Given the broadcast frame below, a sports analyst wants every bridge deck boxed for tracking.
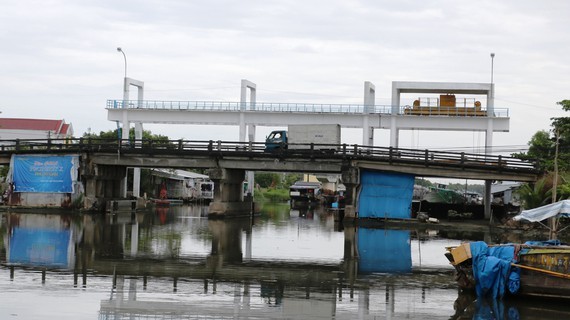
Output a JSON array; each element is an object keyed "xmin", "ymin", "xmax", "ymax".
[{"xmin": 0, "ymin": 138, "xmax": 538, "ymax": 182}]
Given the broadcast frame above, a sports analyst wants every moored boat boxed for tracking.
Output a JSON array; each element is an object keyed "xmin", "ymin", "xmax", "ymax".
[
  {"xmin": 445, "ymin": 200, "xmax": 570, "ymax": 299},
  {"xmin": 445, "ymin": 241, "xmax": 570, "ymax": 299}
]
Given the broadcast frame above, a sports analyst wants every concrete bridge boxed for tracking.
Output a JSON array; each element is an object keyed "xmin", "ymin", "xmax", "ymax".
[{"xmin": 0, "ymin": 138, "xmax": 538, "ymax": 219}]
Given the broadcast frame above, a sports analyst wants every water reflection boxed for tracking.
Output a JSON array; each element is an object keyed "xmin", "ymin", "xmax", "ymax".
[
  {"xmin": 358, "ymin": 229, "xmax": 412, "ymax": 273},
  {"xmin": 1, "ymin": 204, "xmax": 569, "ymax": 319},
  {"xmin": 4, "ymin": 213, "xmax": 78, "ymax": 269}
]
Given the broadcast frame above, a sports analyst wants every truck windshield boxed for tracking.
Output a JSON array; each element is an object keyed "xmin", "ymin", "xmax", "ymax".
[{"xmin": 267, "ymin": 132, "xmax": 283, "ymax": 141}]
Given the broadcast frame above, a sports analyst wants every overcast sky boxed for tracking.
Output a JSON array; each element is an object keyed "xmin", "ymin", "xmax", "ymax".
[{"xmin": 1, "ymin": 0, "xmax": 568, "ymax": 155}]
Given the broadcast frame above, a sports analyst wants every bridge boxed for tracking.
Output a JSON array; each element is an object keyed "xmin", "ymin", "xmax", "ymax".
[
  {"xmin": 0, "ymin": 138, "xmax": 538, "ymax": 219},
  {"xmin": 107, "ymin": 80, "xmax": 507, "ymax": 203}
]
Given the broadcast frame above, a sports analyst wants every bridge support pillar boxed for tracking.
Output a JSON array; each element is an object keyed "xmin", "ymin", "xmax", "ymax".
[
  {"xmin": 484, "ymin": 179, "xmax": 492, "ymax": 221},
  {"xmin": 208, "ymin": 168, "xmax": 252, "ymax": 218},
  {"xmin": 341, "ymin": 166, "xmax": 360, "ymax": 221},
  {"xmin": 82, "ymin": 161, "xmax": 127, "ymax": 211}
]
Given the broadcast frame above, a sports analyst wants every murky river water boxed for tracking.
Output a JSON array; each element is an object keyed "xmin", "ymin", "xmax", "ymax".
[{"xmin": 1, "ymin": 203, "xmax": 569, "ymax": 319}]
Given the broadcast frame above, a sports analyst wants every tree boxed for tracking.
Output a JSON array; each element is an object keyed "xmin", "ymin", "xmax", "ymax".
[
  {"xmin": 516, "ymin": 177, "xmax": 551, "ymax": 210},
  {"xmin": 83, "ymin": 128, "xmax": 170, "ymax": 143},
  {"xmin": 512, "ymin": 130, "xmax": 554, "ymax": 172},
  {"xmin": 513, "ymin": 100, "xmax": 570, "ymax": 172}
]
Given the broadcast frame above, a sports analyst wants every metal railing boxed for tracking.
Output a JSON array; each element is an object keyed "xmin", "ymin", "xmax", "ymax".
[
  {"xmin": 0, "ymin": 138, "xmax": 536, "ymax": 174},
  {"xmin": 106, "ymin": 99, "xmax": 509, "ymax": 117}
]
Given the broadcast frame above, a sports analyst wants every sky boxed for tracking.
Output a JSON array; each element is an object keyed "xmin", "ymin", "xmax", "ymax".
[{"xmin": 1, "ymin": 0, "xmax": 569, "ymax": 158}]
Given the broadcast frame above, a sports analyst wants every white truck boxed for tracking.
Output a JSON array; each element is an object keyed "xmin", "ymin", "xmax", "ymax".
[{"xmin": 265, "ymin": 124, "xmax": 341, "ymax": 151}]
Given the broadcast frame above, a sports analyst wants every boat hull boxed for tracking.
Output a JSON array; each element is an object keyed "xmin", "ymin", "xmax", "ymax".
[{"xmin": 518, "ymin": 249, "xmax": 570, "ymax": 298}]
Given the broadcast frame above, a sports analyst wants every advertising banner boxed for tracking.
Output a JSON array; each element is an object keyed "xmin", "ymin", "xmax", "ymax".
[{"xmin": 12, "ymin": 155, "xmax": 76, "ymax": 193}]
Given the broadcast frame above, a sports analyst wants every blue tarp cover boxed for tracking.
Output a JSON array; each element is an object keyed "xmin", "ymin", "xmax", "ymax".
[
  {"xmin": 358, "ymin": 171, "xmax": 414, "ymax": 219},
  {"xmin": 470, "ymin": 241, "xmax": 519, "ymax": 299}
]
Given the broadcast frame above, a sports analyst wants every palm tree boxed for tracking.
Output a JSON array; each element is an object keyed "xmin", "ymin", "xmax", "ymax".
[{"xmin": 517, "ymin": 177, "xmax": 551, "ymax": 210}]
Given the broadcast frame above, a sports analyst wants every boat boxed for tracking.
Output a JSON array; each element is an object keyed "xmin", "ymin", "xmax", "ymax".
[
  {"xmin": 445, "ymin": 201, "xmax": 570, "ymax": 299},
  {"xmin": 446, "ymin": 241, "xmax": 570, "ymax": 300}
]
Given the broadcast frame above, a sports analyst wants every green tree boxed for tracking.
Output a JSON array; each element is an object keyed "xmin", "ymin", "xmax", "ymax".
[
  {"xmin": 512, "ymin": 130, "xmax": 554, "ymax": 172},
  {"xmin": 516, "ymin": 177, "xmax": 551, "ymax": 210},
  {"xmin": 255, "ymin": 172, "xmax": 281, "ymax": 188},
  {"xmin": 513, "ymin": 100, "xmax": 570, "ymax": 172},
  {"xmin": 83, "ymin": 128, "xmax": 170, "ymax": 144}
]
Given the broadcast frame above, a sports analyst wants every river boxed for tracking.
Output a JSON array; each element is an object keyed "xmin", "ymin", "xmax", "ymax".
[{"xmin": 0, "ymin": 203, "xmax": 569, "ymax": 319}]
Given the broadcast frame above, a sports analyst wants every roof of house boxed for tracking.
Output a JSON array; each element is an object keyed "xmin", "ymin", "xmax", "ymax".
[
  {"xmin": 0, "ymin": 118, "xmax": 73, "ymax": 135},
  {"xmin": 151, "ymin": 169, "xmax": 209, "ymax": 180},
  {"xmin": 491, "ymin": 182, "xmax": 522, "ymax": 194}
]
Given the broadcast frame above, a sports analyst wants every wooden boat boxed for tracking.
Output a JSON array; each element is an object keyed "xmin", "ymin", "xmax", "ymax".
[{"xmin": 445, "ymin": 241, "xmax": 570, "ymax": 299}]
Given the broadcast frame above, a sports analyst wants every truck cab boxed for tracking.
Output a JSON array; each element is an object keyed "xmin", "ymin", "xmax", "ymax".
[{"xmin": 265, "ymin": 130, "xmax": 288, "ymax": 152}]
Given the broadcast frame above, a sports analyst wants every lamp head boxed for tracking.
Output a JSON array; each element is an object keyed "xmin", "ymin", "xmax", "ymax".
[
  {"xmin": 490, "ymin": 52, "xmax": 495, "ymax": 58},
  {"xmin": 117, "ymin": 47, "xmax": 122, "ymax": 52}
]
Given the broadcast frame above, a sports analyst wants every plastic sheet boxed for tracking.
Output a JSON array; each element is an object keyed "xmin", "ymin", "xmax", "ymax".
[{"xmin": 470, "ymin": 241, "xmax": 518, "ymax": 299}]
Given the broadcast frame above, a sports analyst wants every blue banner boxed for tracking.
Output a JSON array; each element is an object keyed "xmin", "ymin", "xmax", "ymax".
[{"xmin": 13, "ymin": 155, "xmax": 75, "ymax": 193}]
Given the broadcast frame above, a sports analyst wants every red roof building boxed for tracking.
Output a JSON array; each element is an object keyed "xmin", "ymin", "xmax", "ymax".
[{"xmin": 0, "ymin": 118, "xmax": 74, "ymax": 140}]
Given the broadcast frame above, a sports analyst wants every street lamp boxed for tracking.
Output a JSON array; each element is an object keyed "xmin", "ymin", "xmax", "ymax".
[
  {"xmin": 490, "ymin": 53, "xmax": 495, "ymax": 85},
  {"xmin": 117, "ymin": 47, "xmax": 127, "ymax": 79}
]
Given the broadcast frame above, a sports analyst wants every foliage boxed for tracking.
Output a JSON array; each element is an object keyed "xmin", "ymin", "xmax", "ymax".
[
  {"xmin": 414, "ymin": 178, "xmax": 433, "ymax": 188},
  {"xmin": 516, "ymin": 177, "xmax": 552, "ymax": 210},
  {"xmin": 83, "ymin": 128, "xmax": 171, "ymax": 145},
  {"xmin": 255, "ymin": 188, "xmax": 289, "ymax": 202},
  {"xmin": 514, "ymin": 100, "xmax": 570, "ymax": 172},
  {"xmin": 255, "ymin": 172, "xmax": 301, "ymax": 189},
  {"xmin": 512, "ymin": 130, "xmax": 554, "ymax": 172},
  {"xmin": 255, "ymin": 173, "xmax": 282, "ymax": 188}
]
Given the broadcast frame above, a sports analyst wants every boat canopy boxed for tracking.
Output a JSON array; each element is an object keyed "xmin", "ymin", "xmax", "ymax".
[{"xmin": 513, "ymin": 200, "xmax": 570, "ymax": 222}]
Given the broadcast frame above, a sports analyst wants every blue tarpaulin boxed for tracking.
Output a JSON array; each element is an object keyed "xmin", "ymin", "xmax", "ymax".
[
  {"xmin": 470, "ymin": 241, "xmax": 519, "ymax": 299},
  {"xmin": 12, "ymin": 155, "xmax": 76, "ymax": 193},
  {"xmin": 358, "ymin": 171, "xmax": 414, "ymax": 219}
]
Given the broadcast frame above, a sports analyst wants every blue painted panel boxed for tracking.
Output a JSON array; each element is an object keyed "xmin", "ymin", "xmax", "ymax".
[
  {"xmin": 358, "ymin": 228, "xmax": 411, "ymax": 273},
  {"xmin": 358, "ymin": 170, "xmax": 414, "ymax": 219}
]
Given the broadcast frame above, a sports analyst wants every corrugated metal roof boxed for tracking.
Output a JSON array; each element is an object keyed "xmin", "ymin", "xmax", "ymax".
[{"xmin": 151, "ymin": 168, "xmax": 209, "ymax": 180}]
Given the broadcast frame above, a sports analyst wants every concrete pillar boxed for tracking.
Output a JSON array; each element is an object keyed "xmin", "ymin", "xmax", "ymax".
[
  {"xmin": 363, "ymin": 81, "xmax": 375, "ymax": 147},
  {"xmin": 83, "ymin": 160, "xmax": 98, "ymax": 209},
  {"xmin": 240, "ymin": 79, "xmax": 257, "ymax": 198},
  {"xmin": 390, "ymin": 122, "xmax": 399, "ymax": 148},
  {"xmin": 208, "ymin": 168, "xmax": 252, "ymax": 217},
  {"xmin": 132, "ymin": 122, "xmax": 143, "ymax": 198},
  {"xmin": 484, "ymin": 180, "xmax": 492, "ymax": 221},
  {"xmin": 341, "ymin": 166, "xmax": 360, "ymax": 221},
  {"xmin": 246, "ymin": 124, "xmax": 256, "ymax": 197}
]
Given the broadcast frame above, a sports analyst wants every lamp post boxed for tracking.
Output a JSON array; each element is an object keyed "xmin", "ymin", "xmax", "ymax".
[
  {"xmin": 117, "ymin": 47, "xmax": 127, "ymax": 79},
  {"xmin": 117, "ymin": 47, "xmax": 128, "ymax": 109},
  {"xmin": 488, "ymin": 52, "xmax": 495, "ymax": 85}
]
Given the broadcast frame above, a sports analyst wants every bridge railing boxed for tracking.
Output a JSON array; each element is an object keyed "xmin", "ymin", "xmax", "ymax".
[
  {"xmin": 106, "ymin": 100, "xmax": 510, "ymax": 118},
  {"xmin": 0, "ymin": 138, "xmax": 536, "ymax": 173},
  {"xmin": 106, "ymin": 99, "xmax": 393, "ymax": 114}
]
